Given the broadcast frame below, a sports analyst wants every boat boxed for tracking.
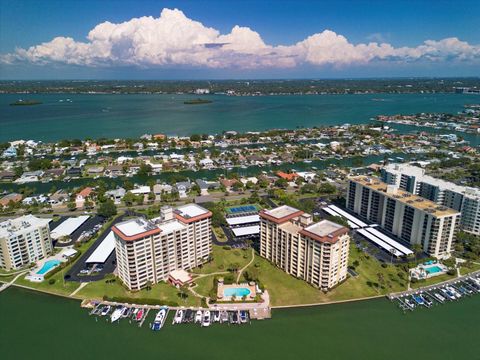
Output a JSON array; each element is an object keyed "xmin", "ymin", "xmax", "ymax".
[
  {"xmin": 441, "ymin": 288, "xmax": 456, "ymax": 301},
  {"xmin": 412, "ymin": 294, "xmax": 425, "ymax": 306},
  {"xmin": 433, "ymin": 292, "xmax": 445, "ymax": 303},
  {"xmin": 121, "ymin": 306, "xmax": 130, "ymax": 317},
  {"xmin": 240, "ymin": 310, "xmax": 248, "ymax": 323},
  {"xmin": 220, "ymin": 311, "xmax": 229, "ymax": 323},
  {"xmin": 213, "ymin": 311, "xmax": 221, "ymax": 323},
  {"xmin": 421, "ymin": 294, "xmax": 433, "ymax": 307},
  {"xmin": 202, "ymin": 310, "xmax": 211, "ymax": 327},
  {"xmin": 100, "ymin": 305, "xmax": 111, "ymax": 316},
  {"xmin": 194, "ymin": 310, "xmax": 203, "ymax": 324},
  {"xmin": 135, "ymin": 309, "xmax": 144, "ymax": 322},
  {"xmin": 111, "ymin": 307, "xmax": 123, "ymax": 322},
  {"xmin": 232, "ymin": 311, "xmax": 239, "ymax": 324},
  {"xmin": 404, "ymin": 297, "xmax": 415, "ymax": 309},
  {"xmin": 151, "ymin": 308, "xmax": 167, "ymax": 331},
  {"xmin": 303, "ymin": 160, "xmax": 312, "ymax": 163},
  {"xmin": 173, "ymin": 309, "xmax": 184, "ymax": 324}
]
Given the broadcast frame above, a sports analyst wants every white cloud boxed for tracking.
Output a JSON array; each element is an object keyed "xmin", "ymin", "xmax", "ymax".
[{"xmin": 1, "ymin": 8, "xmax": 479, "ymax": 69}]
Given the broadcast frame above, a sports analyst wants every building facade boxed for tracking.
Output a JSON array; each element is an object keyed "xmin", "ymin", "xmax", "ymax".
[
  {"xmin": 260, "ymin": 205, "xmax": 350, "ymax": 291},
  {"xmin": 381, "ymin": 163, "xmax": 480, "ymax": 235},
  {"xmin": 347, "ymin": 176, "xmax": 461, "ymax": 258},
  {"xmin": 112, "ymin": 204, "xmax": 212, "ymax": 291},
  {"xmin": 0, "ymin": 215, "xmax": 52, "ymax": 270}
]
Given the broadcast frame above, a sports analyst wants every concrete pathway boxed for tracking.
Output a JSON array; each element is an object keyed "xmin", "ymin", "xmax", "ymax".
[
  {"xmin": 236, "ymin": 249, "xmax": 255, "ymax": 282},
  {"xmin": 0, "ymin": 271, "xmax": 29, "ymax": 293}
]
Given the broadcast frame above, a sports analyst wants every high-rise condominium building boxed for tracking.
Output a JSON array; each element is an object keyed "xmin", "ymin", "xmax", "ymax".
[
  {"xmin": 259, "ymin": 205, "xmax": 350, "ymax": 291},
  {"xmin": 0, "ymin": 215, "xmax": 52, "ymax": 270},
  {"xmin": 112, "ymin": 204, "xmax": 212, "ymax": 290},
  {"xmin": 347, "ymin": 176, "xmax": 461, "ymax": 258},
  {"xmin": 381, "ymin": 163, "xmax": 480, "ymax": 235}
]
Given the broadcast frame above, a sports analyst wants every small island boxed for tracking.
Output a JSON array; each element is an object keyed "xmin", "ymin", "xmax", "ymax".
[
  {"xmin": 183, "ymin": 98, "xmax": 212, "ymax": 105},
  {"xmin": 9, "ymin": 99, "xmax": 42, "ymax": 106}
]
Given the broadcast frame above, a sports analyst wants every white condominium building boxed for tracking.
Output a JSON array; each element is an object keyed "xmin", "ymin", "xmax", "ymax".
[
  {"xmin": 112, "ymin": 204, "xmax": 212, "ymax": 291},
  {"xmin": 0, "ymin": 215, "xmax": 52, "ymax": 270},
  {"xmin": 347, "ymin": 176, "xmax": 461, "ymax": 258},
  {"xmin": 260, "ymin": 205, "xmax": 350, "ymax": 291},
  {"xmin": 381, "ymin": 163, "xmax": 480, "ymax": 235}
]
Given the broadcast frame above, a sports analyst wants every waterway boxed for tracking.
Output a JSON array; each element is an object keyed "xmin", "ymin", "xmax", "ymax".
[
  {"xmin": 1, "ymin": 93, "xmax": 479, "ymax": 143},
  {"xmin": 0, "ymin": 287, "xmax": 479, "ymax": 359}
]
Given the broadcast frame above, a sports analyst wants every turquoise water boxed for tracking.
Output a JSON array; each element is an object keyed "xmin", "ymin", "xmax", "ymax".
[
  {"xmin": 425, "ymin": 266, "xmax": 443, "ymax": 274},
  {"xmin": 1, "ymin": 93, "xmax": 479, "ymax": 143},
  {"xmin": 224, "ymin": 287, "xmax": 251, "ymax": 297},
  {"xmin": 36, "ymin": 260, "xmax": 61, "ymax": 275}
]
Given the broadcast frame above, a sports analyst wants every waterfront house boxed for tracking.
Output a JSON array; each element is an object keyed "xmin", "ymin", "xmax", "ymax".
[
  {"xmin": 76, "ymin": 187, "xmax": 93, "ymax": 208},
  {"xmin": 0, "ymin": 193, "xmax": 22, "ymax": 207}
]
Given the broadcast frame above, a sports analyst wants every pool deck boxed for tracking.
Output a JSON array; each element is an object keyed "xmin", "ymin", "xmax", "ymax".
[{"xmin": 217, "ymin": 282, "xmax": 257, "ymax": 301}]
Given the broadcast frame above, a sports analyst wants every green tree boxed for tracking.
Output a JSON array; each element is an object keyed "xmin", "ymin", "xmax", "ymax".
[
  {"xmin": 67, "ymin": 202, "xmax": 76, "ymax": 211},
  {"xmin": 98, "ymin": 199, "xmax": 117, "ymax": 218}
]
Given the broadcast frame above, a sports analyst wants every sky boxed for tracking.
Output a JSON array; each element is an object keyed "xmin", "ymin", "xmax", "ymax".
[{"xmin": 0, "ymin": 0, "xmax": 479, "ymax": 79}]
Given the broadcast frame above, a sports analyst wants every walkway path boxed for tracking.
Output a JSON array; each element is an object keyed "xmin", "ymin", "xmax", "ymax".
[
  {"xmin": 0, "ymin": 271, "xmax": 29, "ymax": 293},
  {"xmin": 69, "ymin": 282, "xmax": 88, "ymax": 297},
  {"xmin": 236, "ymin": 248, "xmax": 255, "ymax": 282}
]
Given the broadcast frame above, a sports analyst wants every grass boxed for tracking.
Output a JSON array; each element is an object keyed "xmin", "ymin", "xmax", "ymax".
[
  {"xmin": 240, "ymin": 244, "xmax": 408, "ymax": 306},
  {"xmin": 76, "ymin": 278, "xmax": 201, "ymax": 307},
  {"xmin": 193, "ymin": 276, "xmax": 216, "ymax": 298},
  {"xmin": 213, "ymin": 226, "xmax": 228, "ymax": 243},
  {"xmin": 410, "ymin": 273, "xmax": 457, "ymax": 289},
  {"xmin": 191, "ymin": 245, "xmax": 251, "ymax": 275},
  {"xmin": 459, "ymin": 262, "xmax": 480, "ymax": 276}
]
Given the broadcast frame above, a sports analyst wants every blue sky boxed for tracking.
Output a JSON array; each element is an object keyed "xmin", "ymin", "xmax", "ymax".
[{"xmin": 1, "ymin": 0, "xmax": 479, "ymax": 79}]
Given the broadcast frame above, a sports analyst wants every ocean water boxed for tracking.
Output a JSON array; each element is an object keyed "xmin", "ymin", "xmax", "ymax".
[
  {"xmin": 1, "ymin": 287, "xmax": 479, "ymax": 360},
  {"xmin": 1, "ymin": 93, "xmax": 478, "ymax": 142}
]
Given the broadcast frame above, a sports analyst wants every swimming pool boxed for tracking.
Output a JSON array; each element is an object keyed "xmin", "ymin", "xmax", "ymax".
[
  {"xmin": 36, "ymin": 260, "xmax": 61, "ymax": 275},
  {"xmin": 223, "ymin": 287, "xmax": 251, "ymax": 297},
  {"xmin": 425, "ymin": 265, "xmax": 443, "ymax": 274}
]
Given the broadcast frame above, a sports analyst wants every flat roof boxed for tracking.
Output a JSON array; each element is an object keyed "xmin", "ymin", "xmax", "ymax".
[
  {"xmin": 157, "ymin": 220, "xmax": 186, "ymax": 234},
  {"xmin": 51, "ymin": 215, "xmax": 89, "ymax": 239},
  {"xmin": 112, "ymin": 218, "xmax": 161, "ymax": 241},
  {"xmin": 176, "ymin": 204, "xmax": 209, "ymax": 218},
  {"xmin": 364, "ymin": 227, "xmax": 414, "ymax": 256},
  {"xmin": 226, "ymin": 215, "xmax": 260, "ymax": 226},
  {"xmin": 0, "ymin": 215, "xmax": 50, "ymax": 237},
  {"xmin": 232, "ymin": 225, "xmax": 260, "ymax": 237},
  {"xmin": 86, "ymin": 231, "xmax": 115, "ymax": 263},
  {"xmin": 350, "ymin": 176, "xmax": 460, "ymax": 217},
  {"xmin": 327, "ymin": 204, "xmax": 368, "ymax": 228},
  {"xmin": 300, "ymin": 220, "xmax": 349, "ymax": 244},
  {"xmin": 357, "ymin": 229, "xmax": 404, "ymax": 257},
  {"xmin": 260, "ymin": 205, "xmax": 304, "ymax": 224},
  {"xmin": 322, "ymin": 207, "xmax": 358, "ymax": 229}
]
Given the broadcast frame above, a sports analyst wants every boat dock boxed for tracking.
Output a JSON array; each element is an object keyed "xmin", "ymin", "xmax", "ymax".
[{"xmin": 388, "ymin": 270, "xmax": 480, "ymax": 313}]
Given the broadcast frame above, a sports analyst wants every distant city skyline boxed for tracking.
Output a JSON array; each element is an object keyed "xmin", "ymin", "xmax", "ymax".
[{"xmin": 0, "ymin": 0, "xmax": 479, "ymax": 79}]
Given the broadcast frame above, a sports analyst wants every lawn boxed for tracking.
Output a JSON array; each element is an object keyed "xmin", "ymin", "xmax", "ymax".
[
  {"xmin": 193, "ymin": 276, "xmax": 216, "ymax": 298},
  {"xmin": 191, "ymin": 245, "xmax": 251, "ymax": 275},
  {"xmin": 76, "ymin": 278, "xmax": 200, "ymax": 307},
  {"xmin": 459, "ymin": 262, "xmax": 480, "ymax": 276},
  {"xmin": 410, "ymin": 273, "xmax": 457, "ymax": 289},
  {"xmin": 239, "ymin": 244, "xmax": 408, "ymax": 306}
]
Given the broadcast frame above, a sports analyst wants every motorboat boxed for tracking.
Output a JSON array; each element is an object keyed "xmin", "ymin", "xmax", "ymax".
[
  {"xmin": 194, "ymin": 310, "xmax": 203, "ymax": 324},
  {"xmin": 433, "ymin": 292, "xmax": 445, "ymax": 303},
  {"xmin": 121, "ymin": 306, "xmax": 130, "ymax": 317},
  {"xmin": 100, "ymin": 305, "xmax": 111, "ymax": 316},
  {"xmin": 240, "ymin": 310, "xmax": 248, "ymax": 323},
  {"xmin": 421, "ymin": 295, "xmax": 432, "ymax": 307},
  {"xmin": 441, "ymin": 288, "xmax": 456, "ymax": 301},
  {"xmin": 111, "ymin": 307, "xmax": 123, "ymax": 323},
  {"xmin": 220, "ymin": 311, "xmax": 229, "ymax": 323},
  {"xmin": 213, "ymin": 311, "xmax": 221, "ymax": 323},
  {"xmin": 404, "ymin": 297, "xmax": 415, "ymax": 309},
  {"xmin": 151, "ymin": 308, "xmax": 167, "ymax": 331},
  {"xmin": 173, "ymin": 309, "xmax": 184, "ymax": 324},
  {"xmin": 412, "ymin": 294, "xmax": 425, "ymax": 306},
  {"xmin": 202, "ymin": 311, "xmax": 211, "ymax": 327},
  {"xmin": 135, "ymin": 309, "xmax": 144, "ymax": 322}
]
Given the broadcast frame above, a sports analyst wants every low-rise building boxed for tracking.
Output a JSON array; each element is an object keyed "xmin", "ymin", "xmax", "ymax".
[{"xmin": 260, "ymin": 205, "xmax": 350, "ymax": 291}]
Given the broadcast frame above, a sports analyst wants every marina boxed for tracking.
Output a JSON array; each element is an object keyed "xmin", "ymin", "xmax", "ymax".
[{"xmin": 389, "ymin": 271, "xmax": 480, "ymax": 313}]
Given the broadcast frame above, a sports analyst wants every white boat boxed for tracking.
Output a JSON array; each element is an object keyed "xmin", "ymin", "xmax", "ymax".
[
  {"xmin": 152, "ymin": 308, "xmax": 167, "ymax": 331},
  {"xmin": 111, "ymin": 308, "xmax": 123, "ymax": 322},
  {"xmin": 202, "ymin": 310, "xmax": 211, "ymax": 327},
  {"xmin": 121, "ymin": 306, "xmax": 130, "ymax": 317},
  {"xmin": 100, "ymin": 305, "xmax": 111, "ymax": 316},
  {"xmin": 220, "ymin": 311, "xmax": 229, "ymax": 323},
  {"xmin": 213, "ymin": 312, "xmax": 221, "ymax": 323},
  {"xmin": 173, "ymin": 309, "xmax": 184, "ymax": 324},
  {"xmin": 433, "ymin": 292, "xmax": 445, "ymax": 303},
  {"xmin": 194, "ymin": 310, "xmax": 203, "ymax": 324}
]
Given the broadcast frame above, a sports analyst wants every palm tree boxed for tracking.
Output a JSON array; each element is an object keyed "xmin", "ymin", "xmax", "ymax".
[
  {"xmin": 178, "ymin": 285, "xmax": 189, "ymax": 303},
  {"xmin": 412, "ymin": 244, "xmax": 423, "ymax": 264}
]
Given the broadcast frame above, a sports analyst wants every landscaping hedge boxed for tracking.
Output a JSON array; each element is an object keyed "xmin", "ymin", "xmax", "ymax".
[
  {"xmin": 102, "ymin": 295, "xmax": 178, "ymax": 307},
  {"xmin": 44, "ymin": 251, "xmax": 82, "ymax": 280}
]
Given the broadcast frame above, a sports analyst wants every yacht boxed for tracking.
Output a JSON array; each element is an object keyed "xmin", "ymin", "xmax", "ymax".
[
  {"xmin": 202, "ymin": 311, "xmax": 211, "ymax": 327},
  {"xmin": 151, "ymin": 308, "xmax": 167, "ymax": 331},
  {"xmin": 173, "ymin": 309, "xmax": 184, "ymax": 324},
  {"xmin": 433, "ymin": 292, "xmax": 445, "ymax": 303},
  {"xmin": 111, "ymin": 307, "xmax": 123, "ymax": 323},
  {"xmin": 194, "ymin": 310, "xmax": 203, "ymax": 324},
  {"xmin": 100, "ymin": 305, "xmax": 111, "ymax": 316},
  {"xmin": 213, "ymin": 311, "xmax": 221, "ymax": 323}
]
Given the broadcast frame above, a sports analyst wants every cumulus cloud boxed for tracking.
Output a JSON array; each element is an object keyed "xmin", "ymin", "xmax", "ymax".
[{"xmin": 2, "ymin": 8, "xmax": 479, "ymax": 69}]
